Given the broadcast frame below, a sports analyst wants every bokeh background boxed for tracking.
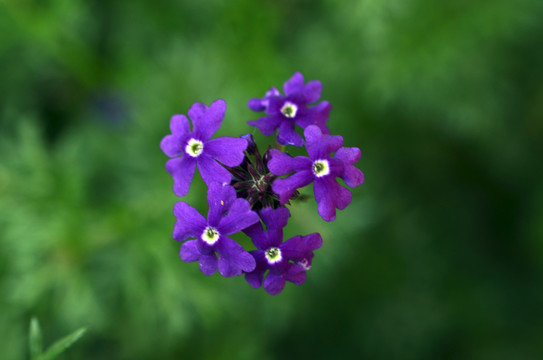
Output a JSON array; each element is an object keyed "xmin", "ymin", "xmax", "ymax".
[{"xmin": 1, "ymin": 0, "xmax": 543, "ymax": 359}]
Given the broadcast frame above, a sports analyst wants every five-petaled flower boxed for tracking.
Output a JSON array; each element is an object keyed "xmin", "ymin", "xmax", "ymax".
[
  {"xmin": 174, "ymin": 183, "xmax": 260, "ymax": 277},
  {"xmin": 244, "ymin": 207, "xmax": 322, "ymax": 295},
  {"xmin": 268, "ymin": 125, "xmax": 364, "ymax": 222},
  {"xmin": 248, "ymin": 72, "xmax": 331, "ymax": 147},
  {"xmin": 160, "ymin": 99, "xmax": 248, "ymax": 196}
]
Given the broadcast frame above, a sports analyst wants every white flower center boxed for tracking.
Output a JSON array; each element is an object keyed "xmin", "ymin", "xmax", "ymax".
[
  {"xmin": 265, "ymin": 247, "xmax": 282, "ymax": 264},
  {"xmin": 185, "ymin": 138, "xmax": 204, "ymax": 157},
  {"xmin": 312, "ymin": 159, "xmax": 330, "ymax": 177},
  {"xmin": 201, "ymin": 226, "xmax": 219, "ymax": 245},
  {"xmin": 280, "ymin": 102, "xmax": 298, "ymax": 118}
]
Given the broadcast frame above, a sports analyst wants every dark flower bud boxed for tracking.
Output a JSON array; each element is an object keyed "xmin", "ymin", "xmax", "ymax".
[{"xmin": 240, "ymin": 133, "xmax": 257, "ymax": 154}]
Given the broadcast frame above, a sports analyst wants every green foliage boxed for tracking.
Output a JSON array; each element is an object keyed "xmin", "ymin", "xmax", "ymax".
[
  {"xmin": 29, "ymin": 318, "xmax": 86, "ymax": 360},
  {"xmin": 1, "ymin": 0, "xmax": 542, "ymax": 359}
]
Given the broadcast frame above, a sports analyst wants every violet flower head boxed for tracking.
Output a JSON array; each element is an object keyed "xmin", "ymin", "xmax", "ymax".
[
  {"xmin": 243, "ymin": 207, "xmax": 322, "ymax": 295},
  {"xmin": 160, "ymin": 99, "xmax": 248, "ymax": 197},
  {"xmin": 174, "ymin": 183, "xmax": 260, "ymax": 277},
  {"xmin": 268, "ymin": 125, "xmax": 364, "ymax": 222},
  {"xmin": 247, "ymin": 72, "xmax": 331, "ymax": 147}
]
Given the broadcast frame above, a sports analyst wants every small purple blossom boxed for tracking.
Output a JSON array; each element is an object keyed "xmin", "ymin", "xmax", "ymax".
[
  {"xmin": 174, "ymin": 183, "xmax": 260, "ymax": 277},
  {"xmin": 247, "ymin": 72, "xmax": 331, "ymax": 147},
  {"xmin": 161, "ymin": 99, "xmax": 248, "ymax": 197},
  {"xmin": 268, "ymin": 125, "xmax": 364, "ymax": 222},
  {"xmin": 243, "ymin": 207, "xmax": 322, "ymax": 295}
]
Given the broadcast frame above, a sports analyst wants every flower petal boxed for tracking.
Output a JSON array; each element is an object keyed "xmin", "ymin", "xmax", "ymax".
[
  {"xmin": 303, "ymin": 80, "xmax": 322, "ymax": 104},
  {"xmin": 281, "ymin": 233, "xmax": 322, "ymax": 261},
  {"xmin": 243, "ymin": 219, "xmax": 263, "ymax": 243},
  {"xmin": 247, "ymin": 115, "xmax": 283, "ymax": 136},
  {"xmin": 199, "ymin": 254, "xmax": 218, "ymax": 276},
  {"xmin": 267, "ymin": 149, "xmax": 312, "ymax": 176},
  {"xmin": 179, "ymin": 240, "xmax": 200, "ymax": 262},
  {"xmin": 277, "ymin": 120, "xmax": 304, "ymax": 147},
  {"xmin": 314, "ymin": 177, "xmax": 352, "ymax": 221},
  {"xmin": 259, "ymin": 207, "xmax": 290, "ymax": 231},
  {"xmin": 263, "ymin": 272, "xmax": 286, "ymax": 295},
  {"xmin": 206, "ymin": 183, "xmax": 237, "ymax": 227},
  {"xmin": 191, "ymin": 99, "xmax": 226, "ymax": 140},
  {"xmin": 165, "ymin": 156, "xmax": 197, "ymax": 197},
  {"xmin": 283, "ymin": 72, "xmax": 304, "ymax": 97},
  {"xmin": 219, "ymin": 198, "xmax": 260, "ymax": 235},
  {"xmin": 160, "ymin": 134, "xmax": 183, "ymax": 158},
  {"xmin": 304, "ymin": 125, "xmax": 343, "ymax": 160},
  {"xmin": 335, "ymin": 147, "xmax": 365, "ymax": 187},
  {"xmin": 170, "ymin": 114, "xmax": 191, "ymax": 135},
  {"xmin": 272, "ymin": 170, "xmax": 314, "ymax": 204},
  {"xmin": 244, "ymin": 251, "xmax": 267, "ymax": 288},
  {"xmin": 296, "ymin": 101, "xmax": 331, "ymax": 134},
  {"xmin": 205, "ymin": 137, "xmax": 248, "ymax": 167},
  {"xmin": 217, "ymin": 236, "xmax": 256, "ymax": 277},
  {"xmin": 284, "ymin": 263, "xmax": 307, "ymax": 285},
  {"xmin": 197, "ymin": 154, "xmax": 232, "ymax": 187},
  {"xmin": 248, "ymin": 98, "xmax": 266, "ymax": 112},
  {"xmin": 173, "ymin": 201, "xmax": 207, "ymax": 241}
]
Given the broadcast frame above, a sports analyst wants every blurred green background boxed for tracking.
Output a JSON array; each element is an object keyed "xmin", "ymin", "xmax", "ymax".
[{"xmin": 1, "ymin": 0, "xmax": 542, "ymax": 359}]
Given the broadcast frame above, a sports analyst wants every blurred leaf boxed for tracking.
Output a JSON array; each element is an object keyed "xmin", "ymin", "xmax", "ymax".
[
  {"xmin": 39, "ymin": 327, "xmax": 86, "ymax": 360},
  {"xmin": 29, "ymin": 317, "xmax": 42, "ymax": 360}
]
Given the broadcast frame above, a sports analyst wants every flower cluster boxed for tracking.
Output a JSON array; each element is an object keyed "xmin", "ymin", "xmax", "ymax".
[{"xmin": 161, "ymin": 72, "xmax": 364, "ymax": 295}]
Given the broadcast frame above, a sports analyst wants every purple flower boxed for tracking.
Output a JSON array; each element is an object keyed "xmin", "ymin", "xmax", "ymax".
[
  {"xmin": 161, "ymin": 99, "xmax": 248, "ymax": 197},
  {"xmin": 268, "ymin": 125, "xmax": 364, "ymax": 222},
  {"xmin": 243, "ymin": 207, "xmax": 322, "ymax": 295},
  {"xmin": 174, "ymin": 183, "xmax": 260, "ymax": 277},
  {"xmin": 248, "ymin": 72, "xmax": 331, "ymax": 147}
]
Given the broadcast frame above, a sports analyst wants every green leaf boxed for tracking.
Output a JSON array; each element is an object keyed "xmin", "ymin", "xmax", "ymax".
[
  {"xmin": 39, "ymin": 327, "xmax": 87, "ymax": 360},
  {"xmin": 29, "ymin": 317, "xmax": 43, "ymax": 360}
]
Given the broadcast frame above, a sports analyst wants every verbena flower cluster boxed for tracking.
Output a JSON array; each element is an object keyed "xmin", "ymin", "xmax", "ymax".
[{"xmin": 161, "ymin": 72, "xmax": 364, "ymax": 295}]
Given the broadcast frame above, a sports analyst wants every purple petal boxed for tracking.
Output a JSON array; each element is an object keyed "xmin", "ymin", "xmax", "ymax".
[
  {"xmin": 281, "ymin": 233, "xmax": 322, "ymax": 261},
  {"xmin": 248, "ymin": 98, "xmax": 266, "ymax": 112},
  {"xmin": 314, "ymin": 177, "xmax": 352, "ymax": 222},
  {"xmin": 266, "ymin": 87, "xmax": 281, "ymax": 98},
  {"xmin": 259, "ymin": 207, "xmax": 290, "ymax": 231},
  {"xmin": 199, "ymin": 254, "xmax": 218, "ymax": 276},
  {"xmin": 303, "ymin": 80, "xmax": 322, "ymax": 104},
  {"xmin": 263, "ymin": 273, "xmax": 287, "ymax": 295},
  {"xmin": 179, "ymin": 240, "xmax": 200, "ymax": 262},
  {"xmin": 207, "ymin": 183, "xmax": 237, "ymax": 227},
  {"xmin": 248, "ymin": 228, "xmax": 278, "ymax": 250},
  {"xmin": 205, "ymin": 137, "xmax": 248, "ymax": 167},
  {"xmin": 283, "ymin": 72, "xmax": 304, "ymax": 96},
  {"xmin": 272, "ymin": 170, "xmax": 314, "ymax": 204},
  {"xmin": 335, "ymin": 147, "xmax": 364, "ymax": 187},
  {"xmin": 173, "ymin": 201, "xmax": 207, "ymax": 241},
  {"xmin": 217, "ymin": 236, "xmax": 256, "ymax": 277},
  {"xmin": 304, "ymin": 125, "xmax": 343, "ymax": 160},
  {"xmin": 197, "ymin": 154, "xmax": 232, "ymax": 187},
  {"xmin": 328, "ymin": 157, "xmax": 346, "ymax": 178},
  {"xmin": 170, "ymin": 114, "xmax": 191, "ymax": 135},
  {"xmin": 267, "ymin": 149, "xmax": 312, "ymax": 176},
  {"xmin": 284, "ymin": 263, "xmax": 307, "ymax": 285},
  {"xmin": 244, "ymin": 251, "xmax": 267, "ymax": 288},
  {"xmin": 247, "ymin": 115, "xmax": 283, "ymax": 136},
  {"xmin": 218, "ymin": 198, "xmax": 260, "ymax": 235},
  {"xmin": 277, "ymin": 120, "xmax": 303, "ymax": 147},
  {"xmin": 160, "ymin": 134, "xmax": 183, "ymax": 158},
  {"xmin": 296, "ymin": 101, "xmax": 331, "ymax": 134},
  {"xmin": 243, "ymin": 222, "xmax": 265, "ymax": 245},
  {"xmin": 165, "ymin": 156, "xmax": 197, "ymax": 197},
  {"xmin": 191, "ymin": 99, "xmax": 226, "ymax": 140},
  {"xmin": 335, "ymin": 146, "xmax": 360, "ymax": 165}
]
